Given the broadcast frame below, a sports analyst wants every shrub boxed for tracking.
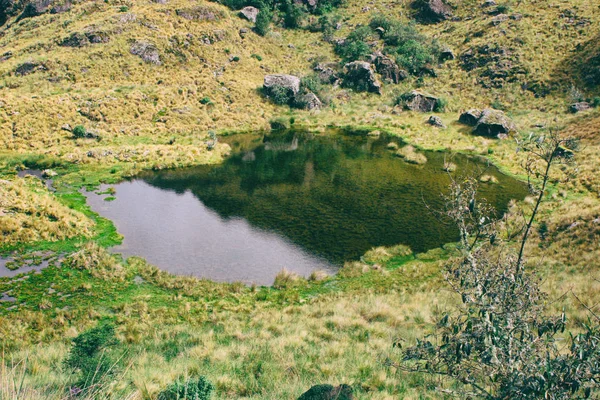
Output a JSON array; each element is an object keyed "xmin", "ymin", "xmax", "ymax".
[
  {"xmin": 73, "ymin": 125, "xmax": 86, "ymax": 138},
  {"xmin": 158, "ymin": 377, "xmax": 214, "ymax": 400},
  {"xmin": 199, "ymin": 97, "xmax": 212, "ymax": 105},
  {"xmin": 592, "ymin": 96, "xmax": 600, "ymax": 107},
  {"xmin": 250, "ymin": 53, "xmax": 263, "ymax": 61},
  {"xmin": 282, "ymin": 0, "xmax": 305, "ymax": 29},
  {"xmin": 394, "ymin": 39, "xmax": 437, "ymax": 75},
  {"xmin": 335, "ymin": 26, "xmax": 372, "ymax": 62},
  {"xmin": 267, "ymin": 86, "xmax": 294, "ymax": 106},
  {"xmin": 64, "ymin": 323, "xmax": 118, "ymax": 388},
  {"xmin": 434, "ymin": 97, "xmax": 447, "ymax": 112},
  {"xmin": 269, "ymin": 117, "xmax": 290, "ymax": 131},
  {"xmin": 254, "ymin": 7, "xmax": 272, "ymax": 36}
]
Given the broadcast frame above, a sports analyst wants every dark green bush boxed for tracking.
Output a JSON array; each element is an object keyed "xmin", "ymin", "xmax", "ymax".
[
  {"xmin": 592, "ymin": 96, "xmax": 600, "ymax": 107},
  {"xmin": 267, "ymin": 86, "xmax": 294, "ymax": 105},
  {"xmin": 250, "ymin": 53, "xmax": 263, "ymax": 61},
  {"xmin": 254, "ymin": 7, "xmax": 272, "ymax": 36},
  {"xmin": 282, "ymin": 0, "xmax": 306, "ymax": 29},
  {"xmin": 158, "ymin": 377, "xmax": 214, "ymax": 400},
  {"xmin": 434, "ymin": 97, "xmax": 447, "ymax": 112},
  {"xmin": 393, "ymin": 39, "xmax": 437, "ymax": 75},
  {"xmin": 200, "ymin": 97, "xmax": 212, "ymax": 105},
  {"xmin": 335, "ymin": 26, "xmax": 372, "ymax": 62},
  {"xmin": 73, "ymin": 125, "xmax": 87, "ymax": 138},
  {"xmin": 64, "ymin": 323, "xmax": 118, "ymax": 388}
]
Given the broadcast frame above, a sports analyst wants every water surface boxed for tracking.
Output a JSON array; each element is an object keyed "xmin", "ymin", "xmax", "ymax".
[{"xmin": 86, "ymin": 131, "xmax": 528, "ymax": 285}]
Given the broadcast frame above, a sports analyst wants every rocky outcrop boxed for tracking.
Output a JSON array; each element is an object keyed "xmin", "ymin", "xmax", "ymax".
[
  {"xmin": 130, "ymin": 41, "xmax": 161, "ymax": 65},
  {"xmin": 440, "ymin": 48, "xmax": 455, "ymax": 61},
  {"xmin": 298, "ymin": 384, "xmax": 354, "ymax": 400},
  {"xmin": 343, "ymin": 61, "xmax": 382, "ymax": 94},
  {"xmin": 569, "ymin": 102, "xmax": 591, "ymax": 113},
  {"xmin": 459, "ymin": 109, "xmax": 483, "ymax": 126},
  {"xmin": 400, "ymin": 90, "xmax": 439, "ymax": 112},
  {"xmin": 415, "ymin": 0, "xmax": 453, "ymax": 23},
  {"xmin": 176, "ymin": 6, "xmax": 224, "ymax": 21},
  {"xmin": 15, "ymin": 61, "xmax": 48, "ymax": 76},
  {"xmin": 239, "ymin": 6, "xmax": 259, "ymax": 23},
  {"xmin": 60, "ymin": 29, "xmax": 110, "ymax": 47},
  {"xmin": 473, "ymin": 108, "xmax": 516, "ymax": 137},
  {"xmin": 295, "ymin": 92, "xmax": 322, "ymax": 110},
  {"xmin": 314, "ymin": 63, "xmax": 340, "ymax": 84},
  {"xmin": 428, "ymin": 115, "xmax": 446, "ymax": 128},
  {"xmin": 264, "ymin": 74, "xmax": 301, "ymax": 97},
  {"xmin": 460, "ymin": 44, "xmax": 527, "ymax": 89},
  {"xmin": 372, "ymin": 52, "xmax": 407, "ymax": 84}
]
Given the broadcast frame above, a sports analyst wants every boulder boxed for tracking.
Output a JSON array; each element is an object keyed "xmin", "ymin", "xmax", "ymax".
[
  {"xmin": 428, "ymin": 115, "xmax": 446, "ymax": 128},
  {"xmin": 264, "ymin": 74, "xmax": 301, "ymax": 97},
  {"xmin": 569, "ymin": 102, "xmax": 591, "ymax": 113},
  {"xmin": 416, "ymin": 0, "xmax": 453, "ymax": 23},
  {"xmin": 295, "ymin": 92, "xmax": 322, "ymax": 110},
  {"xmin": 18, "ymin": 0, "xmax": 53, "ymax": 21},
  {"xmin": 239, "ymin": 28, "xmax": 249, "ymax": 38},
  {"xmin": 130, "ymin": 41, "xmax": 161, "ymax": 65},
  {"xmin": 314, "ymin": 63, "xmax": 340, "ymax": 84},
  {"xmin": 15, "ymin": 61, "xmax": 47, "ymax": 76},
  {"xmin": 343, "ymin": 61, "xmax": 382, "ymax": 94},
  {"xmin": 372, "ymin": 52, "xmax": 407, "ymax": 84},
  {"xmin": 440, "ymin": 48, "xmax": 455, "ymax": 61},
  {"xmin": 298, "ymin": 384, "xmax": 354, "ymax": 400},
  {"xmin": 50, "ymin": 2, "xmax": 71, "ymax": 14},
  {"xmin": 400, "ymin": 90, "xmax": 439, "ymax": 112},
  {"xmin": 491, "ymin": 14, "xmax": 508, "ymax": 26},
  {"xmin": 239, "ymin": 6, "xmax": 259, "ymax": 23},
  {"xmin": 473, "ymin": 108, "xmax": 516, "ymax": 137},
  {"xmin": 458, "ymin": 109, "xmax": 483, "ymax": 126},
  {"xmin": 0, "ymin": 51, "xmax": 13, "ymax": 62},
  {"xmin": 176, "ymin": 6, "xmax": 223, "ymax": 21}
]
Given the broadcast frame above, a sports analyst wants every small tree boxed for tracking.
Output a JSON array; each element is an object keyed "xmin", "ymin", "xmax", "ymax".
[
  {"xmin": 254, "ymin": 7, "xmax": 272, "ymax": 36},
  {"xmin": 395, "ymin": 131, "xmax": 600, "ymax": 399}
]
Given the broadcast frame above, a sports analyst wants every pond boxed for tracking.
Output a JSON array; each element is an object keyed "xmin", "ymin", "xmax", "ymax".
[{"xmin": 85, "ymin": 130, "xmax": 528, "ymax": 285}]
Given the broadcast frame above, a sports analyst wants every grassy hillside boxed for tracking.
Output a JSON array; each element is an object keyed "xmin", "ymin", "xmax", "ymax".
[{"xmin": 1, "ymin": 0, "xmax": 600, "ymax": 398}]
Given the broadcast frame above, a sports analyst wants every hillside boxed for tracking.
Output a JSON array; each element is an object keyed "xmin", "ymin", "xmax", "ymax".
[{"xmin": 1, "ymin": 0, "xmax": 600, "ymax": 398}]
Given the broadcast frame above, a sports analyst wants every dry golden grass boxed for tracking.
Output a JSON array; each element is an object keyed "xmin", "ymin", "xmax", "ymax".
[{"xmin": 0, "ymin": 176, "xmax": 93, "ymax": 245}]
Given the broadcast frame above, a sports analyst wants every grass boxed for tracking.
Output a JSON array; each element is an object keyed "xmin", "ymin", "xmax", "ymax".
[{"xmin": 0, "ymin": 0, "xmax": 600, "ymax": 398}]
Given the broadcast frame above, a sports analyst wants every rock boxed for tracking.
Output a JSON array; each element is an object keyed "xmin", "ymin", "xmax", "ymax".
[
  {"xmin": 176, "ymin": 6, "xmax": 223, "ymax": 21},
  {"xmin": 61, "ymin": 124, "xmax": 72, "ymax": 132},
  {"xmin": 298, "ymin": 384, "xmax": 354, "ymax": 400},
  {"xmin": 372, "ymin": 52, "xmax": 407, "ymax": 84},
  {"xmin": 264, "ymin": 74, "xmax": 301, "ymax": 97},
  {"xmin": 473, "ymin": 108, "xmax": 516, "ymax": 137},
  {"xmin": 416, "ymin": 0, "xmax": 453, "ymax": 23},
  {"xmin": 15, "ymin": 61, "xmax": 47, "ymax": 76},
  {"xmin": 569, "ymin": 102, "xmax": 591, "ymax": 113},
  {"xmin": 440, "ymin": 48, "xmax": 455, "ymax": 61},
  {"xmin": 491, "ymin": 14, "xmax": 508, "ymax": 25},
  {"xmin": 0, "ymin": 51, "xmax": 13, "ymax": 62},
  {"xmin": 343, "ymin": 61, "xmax": 382, "ymax": 94},
  {"xmin": 239, "ymin": 28, "xmax": 249, "ymax": 38},
  {"xmin": 428, "ymin": 115, "xmax": 446, "ymax": 128},
  {"xmin": 18, "ymin": 0, "xmax": 53, "ymax": 21},
  {"xmin": 510, "ymin": 13, "xmax": 522, "ymax": 20},
  {"xmin": 130, "ymin": 41, "xmax": 161, "ymax": 65},
  {"xmin": 482, "ymin": 0, "xmax": 496, "ymax": 7},
  {"xmin": 314, "ymin": 63, "xmax": 340, "ymax": 84},
  {"xmin": 295, "ymin": 92, "xmax": 322, "ymax": 110},
  {"xmin": 239, "ymin": 6, "xmax": 259, "ymax": 23},
  {"xmin": 458, "ymin": 109, "xmax": 483, "ymax": 126},
  {"xmin": 400, "ymin": 90, "xmax": 439, "ymax": 112},
  {"xmin": 50, "ymin": 2, "xmax": 70, "ymax": 14}
]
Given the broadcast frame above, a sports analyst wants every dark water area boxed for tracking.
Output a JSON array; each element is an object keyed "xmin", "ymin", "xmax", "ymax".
[{"xmin": 85, "ymin": 131, "xmax": 528, "ymax": 285}]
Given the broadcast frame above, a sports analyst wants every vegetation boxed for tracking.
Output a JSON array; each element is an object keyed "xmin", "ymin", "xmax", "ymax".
[{"xmin": 1, "ymin": 0, "xmax": 600, "ymax": 398}]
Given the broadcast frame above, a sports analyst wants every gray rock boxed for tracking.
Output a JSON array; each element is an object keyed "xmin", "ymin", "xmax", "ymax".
[
  {"xmin": 569, "ymin": 102, "xmax": 591, "ymax": 113},
  {"xmin": 298, "ymin": 384, "xmax": 354, "ymax": 400},
  {"xmin": 482, "ymin": 0, "xmax": 496, "ymax": 7},
  {"xmin": 440, "ymin": 48, "xmax": 455, "ymax": 61},
  {"xmin": 401, "ymin": 90, "xmax": 439, "ymax": 112},
  {"xmin": 130, "ymin": 41, "xmax": 161, "ymax": 65},
  {"xmin": 372, "ymin": 52, "xmax": 407, "ymax": 84},
  {"xmin": 239, "ymin": 28, "xmax": 249, "ymax": 38},
  {"xmin": 343, "ymin": 61, "xmax": 382, "ymax": 94},
  {"xmin": 239, "ymin": 6, "xmax": 259, "ymax": 23},
  {"xmin": 296, "ymin": 92, "xmax": 322, "ymax": 110},
  {"xmin": 0, "ymin": 51, "xmax": 12, "ymax": 62},
  {"xmin": 176, "ymin": 6, "xmax": 222, "ymax": 21},
  {"xmin": 416, "ymin": 0, "xmax": 453, "ymax": 23},
  {"xmin": 428, "ymin": 115, "xmax": 446, "ymax": 128},
  {"xmin": 474, "ymin": 108, "xmax": 516, "ymax": 137},
  {"xmin": 491, "ymin": 14, "xmax": 508, "ymax": 25},
  {"xmin": 15, "ymin": 61, "xmax": 47, "ymax": 76},
  {"xmin": 459, "ymin": 109, "xmax": 483, "ymax": 126},
  {"xmin": 264, "ymin": 74, "xmax": 301, "ymax": 96}
]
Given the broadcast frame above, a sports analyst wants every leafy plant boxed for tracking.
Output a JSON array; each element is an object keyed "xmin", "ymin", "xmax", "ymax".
[
  {"xmin": 335, "ymin": 26, "xmax": 372, "ymax": 62},
  {"xmin": 158, "ymin": 376, "xmax": 214, "ymax": 400},
  {"xmin": 254, "ymin": 7, "xmax": 272, "ymax": 36},
  {"xmin": 434, "ymin": 97, "xmax": 447, "ymax": 112},
  {"xmin": 396, "ymin": 131, "xmax": 600, "ymax": 399},
  {"xmin": 72, "ymin": 125, "xmax": 87, "ymax": 138}
]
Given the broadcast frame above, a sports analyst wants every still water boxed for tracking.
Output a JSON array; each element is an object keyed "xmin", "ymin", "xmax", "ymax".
[{"xmin": 86, "ymin": 131, "xmax": 528, "ymax": 285}]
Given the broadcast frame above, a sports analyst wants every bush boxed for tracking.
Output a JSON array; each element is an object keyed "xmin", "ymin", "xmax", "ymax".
[
  {"xmin": 64, "ymin": 323, "xmax": 118, "ymax": 388},
  {"xmin": 335, "ymin": 26, "xmax": 372, "ymax": 62},
  {"xmin": 254, "ymin": 7, "xmax": 272, "ymax": 36},
  {"xmin": 282, "ymin": 0, "xmax": 305, "ymax": 29},
  {"xmin": 269, "ymin": 117, "xmax": 290, "ymax": 131},
  {"xmin": 158, "ymin": 377, "xmax": 214, "ymax": 400},
  {"xmin": 250, "ymin": 53, "xmax": 263, "ymax": 61},
  {"xmin": 592, "ymin": 96, "xmax": 600, "ymax": 107},
  {"xmin": 394, "ymin": 39, "xmax": 437, "ymax": 75},
  {"xmin": 267, "ymin": 86, "xmax": 294, "ymax": 106},
  {"xmin": 199, "ymin": 97, "xmax": 212, "ymax": 105},
  {"xmin": 73, "ymin": 125, "xmax": 86, "ymax": 138},
  {"xmin": 434, "ymin": 97, "xmax": 447, "ymax": 112}
]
